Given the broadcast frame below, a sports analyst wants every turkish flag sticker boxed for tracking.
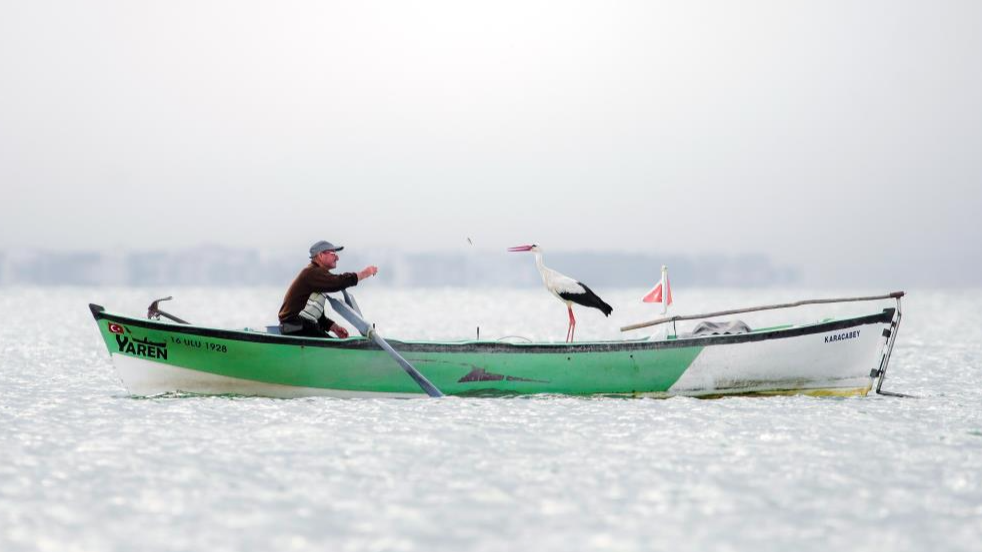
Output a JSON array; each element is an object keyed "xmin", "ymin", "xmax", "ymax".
[{"xmin": 108, "ymin": 323, "xmax": 125, "ymax": 334}]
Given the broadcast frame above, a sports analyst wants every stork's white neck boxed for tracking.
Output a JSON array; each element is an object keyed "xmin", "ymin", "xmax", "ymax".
[{"xmin": 533, "ymin": 251, "xmax": 551, "ymax": 283}]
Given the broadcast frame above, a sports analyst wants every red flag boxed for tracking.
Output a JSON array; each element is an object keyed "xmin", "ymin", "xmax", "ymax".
[{"xmin": 642, "ymin": 271, "xmax": 672, "ymax": 305}]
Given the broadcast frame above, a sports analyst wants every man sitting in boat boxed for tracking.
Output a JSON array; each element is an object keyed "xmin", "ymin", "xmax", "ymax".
[{"xmin": 278, "ymin": 240, "xmax": 379, "ymax": 338}]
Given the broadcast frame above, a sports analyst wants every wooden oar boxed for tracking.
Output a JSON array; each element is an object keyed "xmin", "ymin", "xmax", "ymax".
[
  {"xmin": 341, "ymin": 289, "xmax": 365, "ymax": 332},
  {"xmin": 621, "ymin": 291, "xmax": 906, "ymax": 332},
  {"xmin": 326, "ymin": 295, "xmax": 444, "ymax": 398}
]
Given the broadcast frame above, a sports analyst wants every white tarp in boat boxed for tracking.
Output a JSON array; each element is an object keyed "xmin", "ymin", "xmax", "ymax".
[{"xmin": 689, "ymin": 320, "xmax": 752, "ymax": 336}]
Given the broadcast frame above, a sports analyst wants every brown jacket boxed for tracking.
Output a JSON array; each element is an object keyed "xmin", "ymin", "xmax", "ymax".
[{"xmin": 278, "ymin": 263, "xmax": 359, "ymax": 322}]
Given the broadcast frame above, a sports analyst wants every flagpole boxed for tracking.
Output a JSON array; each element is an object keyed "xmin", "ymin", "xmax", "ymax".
[{"xmin": 661, "ymin": 265, "xmax": 668, "ymax": 316}]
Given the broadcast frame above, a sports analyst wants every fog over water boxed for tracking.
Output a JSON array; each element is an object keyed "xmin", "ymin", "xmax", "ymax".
[{"xmin": 1, "ymin": 1, "xmax": 981, "ymax": 287}]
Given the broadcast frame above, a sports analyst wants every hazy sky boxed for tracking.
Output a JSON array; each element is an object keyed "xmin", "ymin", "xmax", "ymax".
[{"xmin": 2, "ymin": 1, "xmax": 980, "ymax": 285}]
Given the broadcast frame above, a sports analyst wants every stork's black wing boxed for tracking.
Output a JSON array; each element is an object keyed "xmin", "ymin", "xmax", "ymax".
[{"xmin": 559, "ymin": 283, "xmax": 613, "ymax": 316}]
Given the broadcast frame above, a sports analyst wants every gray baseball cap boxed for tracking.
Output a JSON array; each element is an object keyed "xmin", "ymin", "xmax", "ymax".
[{"xmin": 309, "ymin": 240, "xmax": 344, "ymax": 257}]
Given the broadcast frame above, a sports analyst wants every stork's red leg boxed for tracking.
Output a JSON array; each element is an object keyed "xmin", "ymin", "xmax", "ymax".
[
  {"xmin": 567, "ymin": 305, "xmax": 576, "ymax": 343},
  {"xmin": 571, "ymin": 310, "xmax": 576, "ymax": 342}
]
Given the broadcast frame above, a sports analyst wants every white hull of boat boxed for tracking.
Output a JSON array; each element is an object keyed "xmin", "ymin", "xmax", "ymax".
[
  {"xmin": 111, "ymin": 354, "xmax": 420, "ymax": 399},
  {"xmin": 668, "ymin": 324, "xmax": 883, "ymax": 396}
]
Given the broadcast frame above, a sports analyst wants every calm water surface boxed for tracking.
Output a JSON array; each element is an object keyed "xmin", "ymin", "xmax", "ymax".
[{"xmin": 1, "ymin": 287, "xmax": 980, "ymax": 551}]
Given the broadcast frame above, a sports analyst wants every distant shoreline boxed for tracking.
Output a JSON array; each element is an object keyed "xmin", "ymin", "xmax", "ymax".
[{"xmin": 0, "ymin": 246, "xmax": 798, "ymax": 288}]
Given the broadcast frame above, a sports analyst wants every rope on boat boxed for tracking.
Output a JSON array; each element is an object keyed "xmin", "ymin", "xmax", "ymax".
[
  {"xmin": 620, "ymin": 291, "xmax": 906, "ymax": 332},
  {"xmin": 496, "ymin": 335, "xmax": 533, "ymax": 343}
]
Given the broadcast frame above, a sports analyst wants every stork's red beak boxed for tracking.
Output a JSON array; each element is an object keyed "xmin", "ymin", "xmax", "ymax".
[{"xmin": 508, "ymin": 245, "xmax": 534, "ymax": 252}]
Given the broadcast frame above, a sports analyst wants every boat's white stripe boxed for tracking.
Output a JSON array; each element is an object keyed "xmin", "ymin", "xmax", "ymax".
[{"xmin": 111, "ymin": 354, "xmax": 421, "ymax": 399}]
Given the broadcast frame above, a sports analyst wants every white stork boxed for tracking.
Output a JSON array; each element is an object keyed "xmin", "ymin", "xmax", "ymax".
[{"xmin": 508, "ymin": 244, "xmax": 613, "ymax": 342}]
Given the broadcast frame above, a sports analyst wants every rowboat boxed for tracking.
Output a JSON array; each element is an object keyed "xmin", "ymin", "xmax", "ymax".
[{"xmin": 88, "ymin": 292, "xmax": 906, "ymax": 399}]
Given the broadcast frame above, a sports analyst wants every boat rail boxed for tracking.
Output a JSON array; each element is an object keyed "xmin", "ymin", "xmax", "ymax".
[{"xmin": 620, "ymin": 291, "xmax": 905, "ymax": 332}]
